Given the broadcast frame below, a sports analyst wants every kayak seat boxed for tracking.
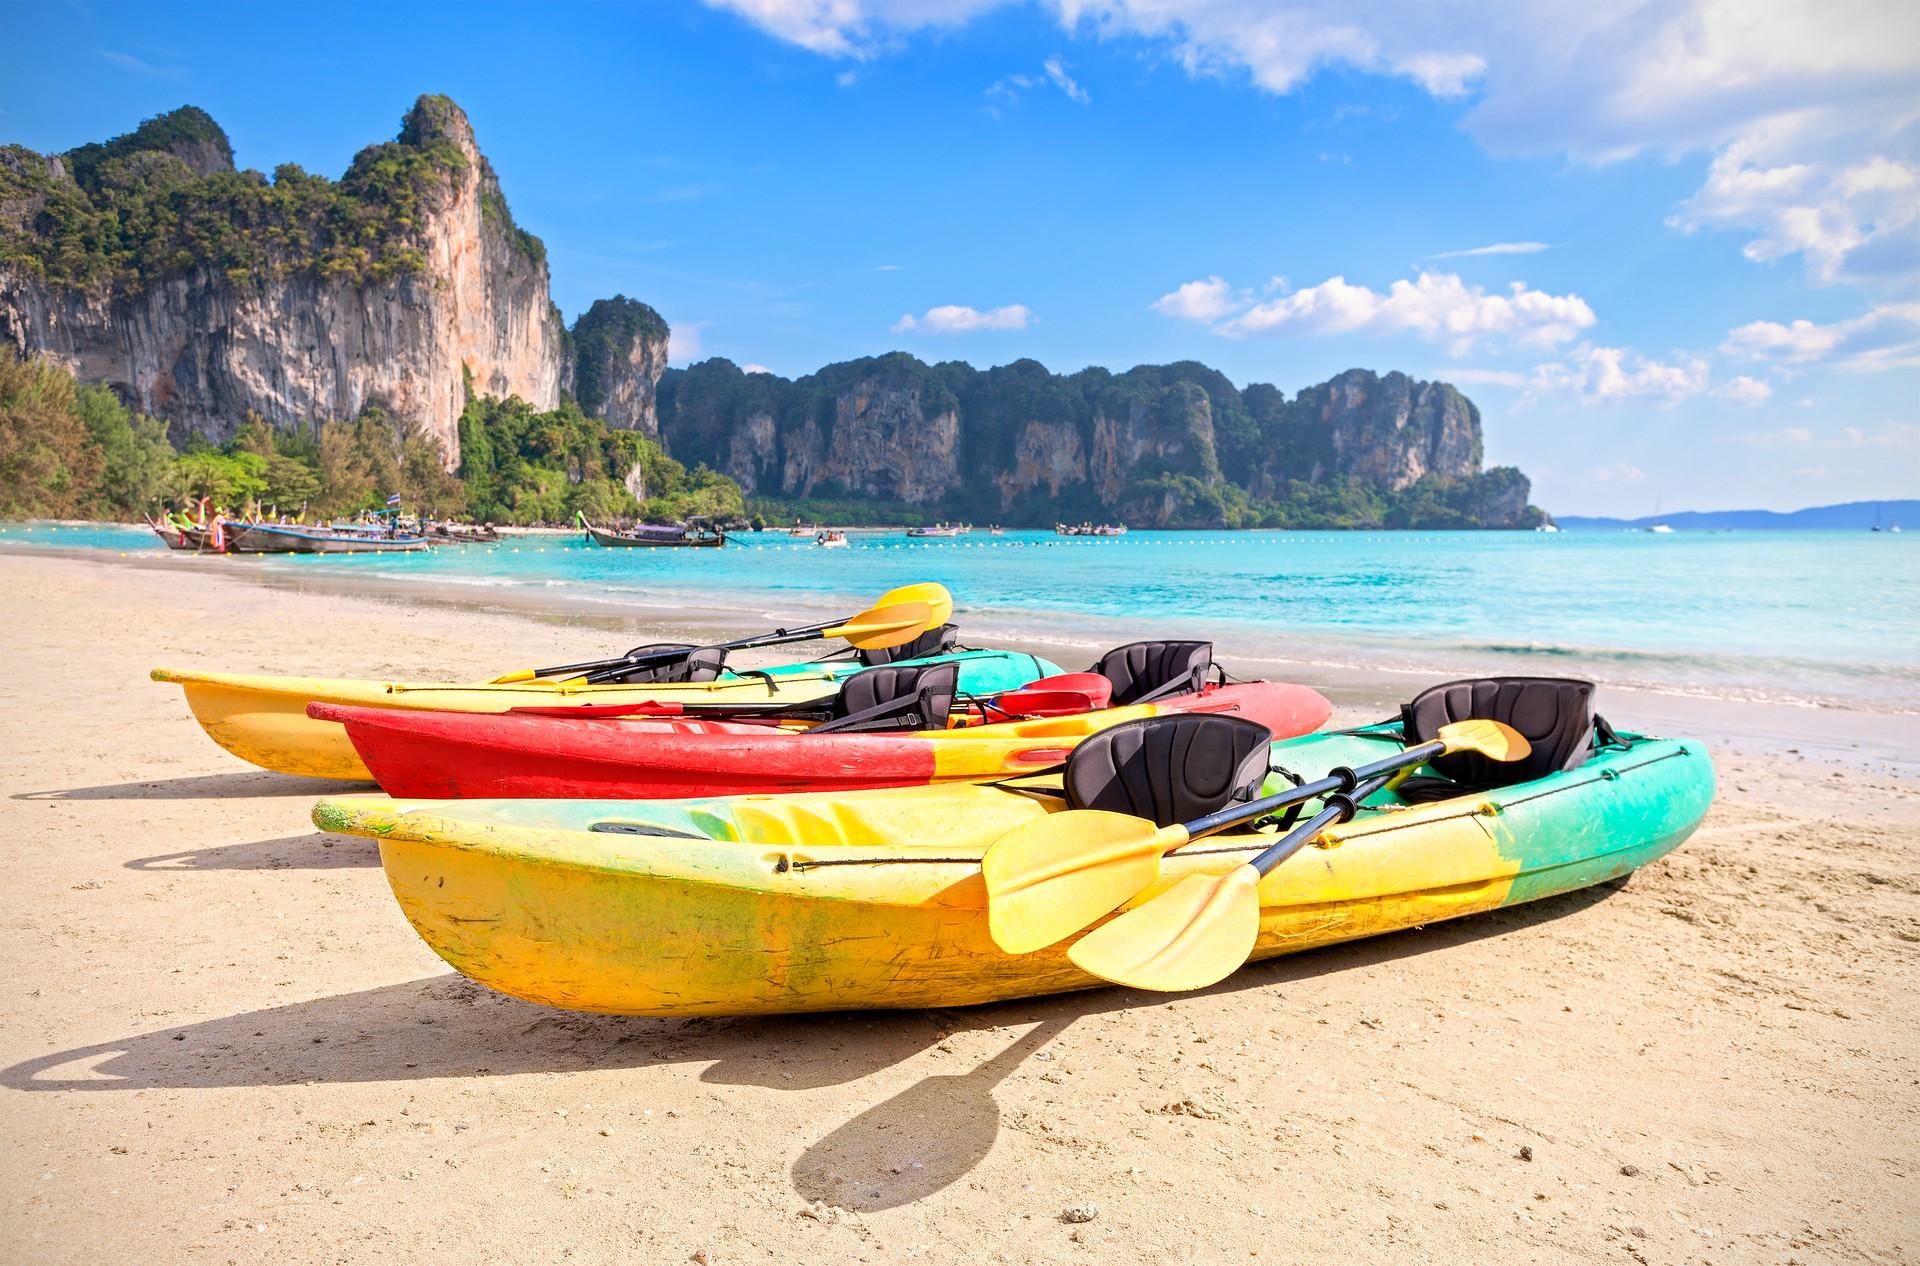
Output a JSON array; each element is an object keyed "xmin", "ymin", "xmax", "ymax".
[
  {"xmin": 811, "ymin": 662, "xmax": 960, "ymax": 735},
  {"xmin": 1064, "ymin": 714, "xmax": 1273, "ymax": 827},
  {"xmin": 1396, "ymin": 676, "xmax": 1596, "ymax": 803},
  {"xmin": 1089, "ymin": 640, "xmax": 1214, "ymax": 706},
  {"xmin": 596, "ymin": 644, "xmax": 729, "ymax": 685},
  {"xmin": 858, "ymin": 623, "xmax": 959, "ymax": 666}
]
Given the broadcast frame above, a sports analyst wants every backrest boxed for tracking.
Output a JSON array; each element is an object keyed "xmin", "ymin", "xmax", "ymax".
[
  {"xmin": 597, "ymin": 643, "xmax": 729, "ymax": 685},
  {"xmin": 1089, "ymin": 640, "xmax": 1213, "ymax": 705},
  {"xmin": 1064, "ymin": 714, "xmax": 1273, "ymax": 827},
  {"xmin": 817, "ymin": 662, "xmax": 961, "ymax": 733},
  {"xmin": 858, "ymin": 623, "xmax": 959, "ymax": 667},
  {"xmin": 1400, "ymin": 677, "xmax": 1596, "ymax": 792}
]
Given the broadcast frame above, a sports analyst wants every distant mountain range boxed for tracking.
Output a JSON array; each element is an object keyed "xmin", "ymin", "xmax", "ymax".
[{"xmin": 1557, "ymin": 500, "xmax": 1918, "ymax": 531}]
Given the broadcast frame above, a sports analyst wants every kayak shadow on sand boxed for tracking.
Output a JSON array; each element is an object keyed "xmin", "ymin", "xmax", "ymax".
[
  {"xmin": 13, "ymin": 770, "xmax": 374, "ymax": 801},
  {"xmin": 0, "ymin": 880, "xmax": 1630, "ymax": 1208},
  {"xmin": 124, "ymin": 831, "xmax": 380, "ymax": 871}
]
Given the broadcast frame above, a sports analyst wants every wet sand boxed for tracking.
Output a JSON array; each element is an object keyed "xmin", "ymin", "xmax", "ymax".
[{"xmin": 1, "ymin": 550, "xmax": 1914, "ymax": 1264}]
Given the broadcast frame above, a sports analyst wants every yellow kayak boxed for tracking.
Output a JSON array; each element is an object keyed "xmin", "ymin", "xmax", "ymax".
[
  {"xmin": 312, "ymin": 727, "xmax": 1712, "ymax": 1015},
  {"xmin": 152, "ymin": 648, "xmax": 1057, "ymax": 780}
]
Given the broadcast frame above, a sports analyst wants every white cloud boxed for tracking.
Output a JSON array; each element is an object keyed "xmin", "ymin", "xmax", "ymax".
[
  {"xmin": 1160, "ymin": 270, "xmax": 1595, "ymax": 355},
  {"xmin": 743, "ymin": 362, "xmax": 776, "ymax": 374},
  {"xmin": 875, "ymin": 263, "xmax": 903, "ymax": 271},
  {"xmin": 893, "ymin": 303, "xmax": 1032, "ymax": 333},
  {"xmin": 1425, "ymin": 241, "xmax": 1549, "ymax": 260},
  {"xmin": 99, "ymin": 49, "xmax": 187, "ymax": 81},
  {"xmin": 1527, "ymin": 344, "xmax": 1710, "ymax": 406},
  {"xmin": 835, "ymin": 69, "xmax": 860, "ymax": 86},
  {"xmin": 1586, "ymin": 462, "xmax": 1647, "ymax": 483},
  {"xmin": 705, "ymin": 0, "xmax": 1920, "ymax": 286},
  {"xmin": 1044, "ymin": 54, "xmax": 1091, "ymax": 103},
  {"xmin": 1150, "ymin": 276, "xmax": 1246, "ymax": 322},
  {"xmin": 1721, "ymin": 303, "xmax": 1920, "ymax": 372},
  {"xmin": 1716, "ymin": 375, "xmax": 1774, "ymax": 405}
]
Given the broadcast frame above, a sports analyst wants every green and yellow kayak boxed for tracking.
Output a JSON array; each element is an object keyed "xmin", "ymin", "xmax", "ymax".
[{"xmin": 314, "ymin": 725, "xmax": 1713, "ymax": 1015}]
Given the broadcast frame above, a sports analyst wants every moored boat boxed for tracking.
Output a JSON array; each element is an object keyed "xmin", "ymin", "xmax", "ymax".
[
  {"xmin": 225, "ymin": 521, "xmax": 431, "ymax": 554},
  {"xmin": 311, "ymin": 697, "xmax": 1711, "ymax": 1016},
  {"xmin": 585, "ymin": 521, "xmax": 726, "ymax": 548}
]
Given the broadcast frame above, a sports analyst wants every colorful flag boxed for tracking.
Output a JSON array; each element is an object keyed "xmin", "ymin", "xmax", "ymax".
[{"xmin": 386, "ymin": 494, "xmax": 403, "ymax": 506}]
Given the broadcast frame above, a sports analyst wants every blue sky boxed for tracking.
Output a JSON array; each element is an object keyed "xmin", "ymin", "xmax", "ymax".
[{"xmin": 5, "ymin": 0, "xmax": 1916, "ymax": 514}]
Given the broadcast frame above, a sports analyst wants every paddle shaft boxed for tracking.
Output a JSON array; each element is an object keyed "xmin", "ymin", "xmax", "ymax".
[
  {"xmin": 1245, "ymin": 769, "xmax": 1397, "ymax": 876},
  {"xmin": 534, "ymin": 618, "xmax": 843, "ymax": 681},
  {"xmin": 1176, "ymin": 736, "xmax": 1450, "ymax": 845}
]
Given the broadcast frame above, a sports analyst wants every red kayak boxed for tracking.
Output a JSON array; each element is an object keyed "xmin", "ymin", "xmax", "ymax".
[{"xmin": 310, "ymin": 680, "xmax": 1332, "ymax": 799}]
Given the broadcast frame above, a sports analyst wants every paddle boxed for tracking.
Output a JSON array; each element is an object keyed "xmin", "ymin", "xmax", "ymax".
[
  {"xmin": 488, "ymin": 583, "xmax": 953, "ymax": 684},
  {"xmin": 984, "ymin": 719, "xmax": 1528, "ymax": 955},
  {"xmin": 1060, "ymin": 721, "xmax": 1532, "ymax": 994}
]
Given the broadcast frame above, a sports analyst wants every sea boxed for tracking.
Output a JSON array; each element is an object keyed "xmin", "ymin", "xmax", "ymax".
[{"xmin": 5, "ymin": 522, "xmax": 1916, "ymax": 715}]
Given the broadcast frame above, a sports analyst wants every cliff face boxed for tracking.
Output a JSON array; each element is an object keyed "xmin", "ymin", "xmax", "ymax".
[
  {"xmin": 0, "ymin": 99, "xmax": 567, "ymax": 457},
  {"xmin": 570, "ymin": 296, "xmax": 670, "ymax": 437},
  {"xmin": 655, "ymin": 357, "xmax": 1528, "ymax": 527}
]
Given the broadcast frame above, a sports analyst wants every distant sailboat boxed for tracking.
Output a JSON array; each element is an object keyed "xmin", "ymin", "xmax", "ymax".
[{"xmin": 1646, "ymin": 496, "xmax": 1673, "ymax": 533}]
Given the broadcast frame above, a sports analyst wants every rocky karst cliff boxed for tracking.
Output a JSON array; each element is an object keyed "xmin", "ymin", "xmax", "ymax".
[
  {"xmin": 569, "ymin": 296, "xmax": 670, "ymax": 436},
  {"xmin": 0, "ymin": 99, "xmax": 665, "ymax": 461},
  {"xmin": 656, "ymin": 358, "xmax": 1538, "ymax": 528}
]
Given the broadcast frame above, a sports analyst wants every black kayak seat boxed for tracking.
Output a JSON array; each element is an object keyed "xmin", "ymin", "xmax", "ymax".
[
  {"xmin": 1064, "ymin": 714, "xmax": 1273, "ymax": 827},
  {"xmin": 1397, "ymin": 676, "xmax": 1596, "ymax": 803},
  {"xmin": 857, "ymin": 623, "xmax": 959, "ymax": 667},
  {"xmin": 1089, "ymin": 640, "xmax": 1214, "ymax": 706},
  {"xmin": 811, "ymin": 662, "xmax": 960, "ymax": 735},
  {"xmin": 595, "ymin": 643, "xmax": 729, "ymax": 685}
]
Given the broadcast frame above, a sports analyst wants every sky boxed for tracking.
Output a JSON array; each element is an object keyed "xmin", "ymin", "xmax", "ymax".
[{"xmin": 4, "ymin": 0, "xmax": 1917, "ymax": 515}]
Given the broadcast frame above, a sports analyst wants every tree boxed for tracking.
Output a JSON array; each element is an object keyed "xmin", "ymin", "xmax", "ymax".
[
  {"xmin": 0, "ymin": 348, "xmax": 101, "ymax": 517},
  {"xmin": 72, "ymin": 383, "xmax": 177, "ymax": 516}
]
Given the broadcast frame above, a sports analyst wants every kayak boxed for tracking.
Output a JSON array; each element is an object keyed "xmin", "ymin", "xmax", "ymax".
[
  {"xmin": 312, "ymin": 724, "xmax": 1712, "ymax": 1015},
  {"xmin": 310, "ymin": 680, "xmax": 1334, "ymax": 799},
  {"xmin": 151, "ymin": 648, "xmax": 1060, "ymax": 781}
]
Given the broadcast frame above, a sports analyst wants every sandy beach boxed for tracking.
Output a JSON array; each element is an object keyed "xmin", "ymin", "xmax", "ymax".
[{"xmin": 1, "ymin": 548, "xmax": 1914, "ymax": 1265}]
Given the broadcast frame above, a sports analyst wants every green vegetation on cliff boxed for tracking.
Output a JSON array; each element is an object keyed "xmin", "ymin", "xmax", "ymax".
[
  {"xmin": 570, "ymin": 295, "xmax": 670, "ymax": 417},
  {"xmin": 0, "ymin": 348, "xmax": 745, "ymax": 526},
  {"xmin": 0, "ymin": 96, "xmax": 533, "ymax": 293}
]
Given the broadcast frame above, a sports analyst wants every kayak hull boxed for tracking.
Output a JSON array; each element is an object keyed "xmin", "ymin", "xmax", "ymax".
[
  {"xmin": 315, "ymin": 681, "xmax": 1334, "ymax": 799},
  {"xmin": 314, "ymin": 730, "xmax": 1713, "ymax": 1015},
  {"xmin": 151, "ymin": 648, "xmax": 1059, "ymax": 780}
]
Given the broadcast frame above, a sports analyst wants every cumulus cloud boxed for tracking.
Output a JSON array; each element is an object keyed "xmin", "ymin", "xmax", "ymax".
[
  {"xmin": 1150, "ymin": 276, "xmax": 1246, "ymax": 322},
  {"xmin": 703, "ymin": 0, "xmax": 1920, "ymax": 286},
  {"xmin": 1721, "ymin": 303, "xmax": 1920, "ymax": 372},
  {"xmin": 1443, "ymin": 368, "xmax": 1529, "ymax": 388},
  {"xmin": 1153, "ymin": 270, "xmax": 1594, "ymax": 355},
  {"xmin": 743, "ymin": 362, "xmax": 776, "ymax": 374},
  {"xmin": 1526, "ymin": 344, "xmax": 1710, "ymax": 406},
  {"xmin": 892, "ymin": 303, "xmax": 1032, "ymax": 333},
  {"xmin": 1716, "ymin": 375, "xmax": 1774, "ymax": 405}
]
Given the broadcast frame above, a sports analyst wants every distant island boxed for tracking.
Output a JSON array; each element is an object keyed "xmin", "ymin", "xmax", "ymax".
[
  {"xmin": 1557, "ymin": 501, "xmax": 1917, "ymax": 531},
  {"xmin": 1, "ymin": 96, "xmax": 1545, "ymax": 530}
]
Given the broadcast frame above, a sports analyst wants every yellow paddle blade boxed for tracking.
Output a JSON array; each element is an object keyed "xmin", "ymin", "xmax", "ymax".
[
  {"xmin": 1435, "ymin": 719, "xmax": 1531, "ymax": 762},
  {"xmin": 984, "ymin": 813, "xmax": 1188, "ymax": 954},
  {"xmin": 1067, "ymin": 867, "xmax": 1262, "ymax": 993},
  {"xmin": 489, "ymin": 668, "xmax": 538, "ymax": 684},
  {"xmin": 824, "ymin": 600, "xmax": 935, "ymax": 650},
  {"xmin": 876, "ymin": 582, "xmax": 954, "ymax": 629}
]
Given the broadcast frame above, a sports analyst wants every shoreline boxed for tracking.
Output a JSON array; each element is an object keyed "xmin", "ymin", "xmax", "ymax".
[{"xmin": 8, "ymin": 540, "xmax": 1916, "ymax": 773}]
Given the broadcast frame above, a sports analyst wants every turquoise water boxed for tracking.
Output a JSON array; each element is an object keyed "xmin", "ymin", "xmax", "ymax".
[{"xmin": 7, "ymin": 522, "xmax": 1917, "ymax": 711}]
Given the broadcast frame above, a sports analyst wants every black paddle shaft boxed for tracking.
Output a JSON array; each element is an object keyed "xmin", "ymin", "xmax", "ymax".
[
  {"xmin": 534, "ymin": 618, "xmax": 841, "ymax": 681},
  {"xmin": 1178, "ymin": 737, "xmax": 1448, "ymax": 845},
  {"xmin": 1248, "ymin": 769, "xmax": 1398, "ymax": 877}
]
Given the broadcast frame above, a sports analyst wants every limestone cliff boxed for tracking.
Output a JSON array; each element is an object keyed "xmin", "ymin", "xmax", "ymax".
[
  {"xmin": 570, "ymin": 296, "xmax": 670, "ymax": 436},
  {"xmin": 655, "ymin": 356, "xmax": 1536, "ymax": 527},
  {"xmin": 0, "ymin": 98, "xmax": 567, "ymax": 457}
]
